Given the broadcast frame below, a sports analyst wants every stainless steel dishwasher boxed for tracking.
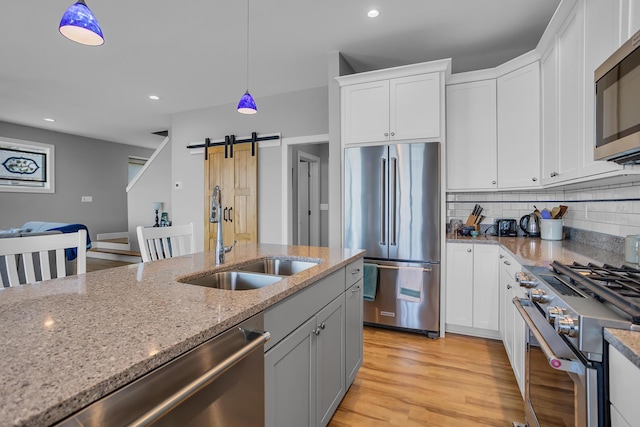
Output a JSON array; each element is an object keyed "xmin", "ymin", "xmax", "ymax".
[{"xmin": 56, "ymin": 313, "xmax": 270, "ymax": 427}]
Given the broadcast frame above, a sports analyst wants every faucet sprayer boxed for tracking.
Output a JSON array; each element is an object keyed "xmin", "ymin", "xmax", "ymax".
[{"xmin": 210, "ymin": 185, "xmax": 237, "ymax": 265}]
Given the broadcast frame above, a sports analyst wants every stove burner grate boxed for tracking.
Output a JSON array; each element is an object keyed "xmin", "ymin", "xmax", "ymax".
[{"xmin": 551, "ymin": 261, "xmax": 640, "ymax": 324}]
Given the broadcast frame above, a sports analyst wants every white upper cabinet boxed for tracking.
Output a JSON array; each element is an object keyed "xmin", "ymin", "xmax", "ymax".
[
  {"xmin": 337, "ymin": 60, "xmax": 449, "ymax": 146},
  {"xmin": 497, "ymin": 61, "xmax": 541, "ymax": 189},
  {"xmin": 556, "ymin": 5, "xmax": 584, "ymax": 181},
  {"xmin": 390, "ymin": 74, "xmax": 441, "ymax": 140},
  {"xmin": 541, "ymin": 45, "xmax": 559, "ymax": 185},
  {"xmin": 446, "ymin": 79, "xmax": 498, "ymax": 190},
  {"xmin": 341, "ymin": 80, "xmax": 390, "ymax": 144}
]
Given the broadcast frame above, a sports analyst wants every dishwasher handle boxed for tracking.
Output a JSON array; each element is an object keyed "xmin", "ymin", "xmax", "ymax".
[{"xmin": 128, "ymin": 330, "xmax": 271, "ymax": 427}]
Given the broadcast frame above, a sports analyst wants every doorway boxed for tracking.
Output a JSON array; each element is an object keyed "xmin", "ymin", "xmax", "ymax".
[
  {"xmin": 297, "ymin": 152, "xmax": 320, "ymax": 246},
  {"xmin": 286, "ymin": 140, "xmax": 329, "ymax": 247}
]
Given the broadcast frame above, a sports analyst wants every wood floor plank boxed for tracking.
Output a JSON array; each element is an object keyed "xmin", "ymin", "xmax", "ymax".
[{"xmin": 329, "ymin": 326, "xmax": 525, "ymax": 426}]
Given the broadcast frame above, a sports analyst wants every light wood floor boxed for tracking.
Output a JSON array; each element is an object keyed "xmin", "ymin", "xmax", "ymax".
[{"xmin": 329, "ymin": 326, "xmax": 525, "ymax": 427}]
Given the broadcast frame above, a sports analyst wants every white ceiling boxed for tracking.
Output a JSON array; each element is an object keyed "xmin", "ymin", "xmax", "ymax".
[{"xmin": 0, "ymin": 0, "xmax": 560, "ymax": 149}]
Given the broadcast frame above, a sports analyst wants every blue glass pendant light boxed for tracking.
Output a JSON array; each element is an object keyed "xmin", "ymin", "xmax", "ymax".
[
  {"xmin": 59, "ymin": 0, "xmax": 104, "ymax": 46},
  {"xmin": 237, "ymin": 0, "xmax": 257, "ymax": 114},
  {"xmin": 238, "ymin": 91, "xmax": 257, "ymax": 114}
]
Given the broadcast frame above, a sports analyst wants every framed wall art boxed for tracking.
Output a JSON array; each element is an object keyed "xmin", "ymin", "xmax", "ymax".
[{"xmin": 0, "ymin": 137, "xmax": 54, "ymax": 193}]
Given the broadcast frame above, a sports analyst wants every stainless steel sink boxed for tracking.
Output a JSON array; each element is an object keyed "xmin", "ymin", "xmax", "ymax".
[
  {"xmin": 180, "ymin": 271, "xmax": 282, "ymax": 291},
  {"xmin": 236, "ymin": 259, "xmax": 318, "ymax": 276}
]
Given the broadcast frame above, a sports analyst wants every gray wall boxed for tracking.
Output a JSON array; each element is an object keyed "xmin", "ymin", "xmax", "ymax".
[
  {"xmin": 171, "ymin": 86, "xmax": 329, "ymax": 252},
  {"xmin": 0, "ymin": 121, "xmax": 154, "ymax": 241}
]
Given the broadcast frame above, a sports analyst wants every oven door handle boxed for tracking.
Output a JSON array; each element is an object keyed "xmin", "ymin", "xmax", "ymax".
[{"xmin": 513, "ymin": 297, "xmax": 585, "ymax": 375}]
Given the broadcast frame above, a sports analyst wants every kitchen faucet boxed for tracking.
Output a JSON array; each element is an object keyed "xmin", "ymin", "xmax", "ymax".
[{"xmin": 210, "ymin": 185, "xmax": 237, "ymax": 265}]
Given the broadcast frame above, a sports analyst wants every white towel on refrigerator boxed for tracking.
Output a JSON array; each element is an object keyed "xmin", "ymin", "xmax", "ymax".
[{"xmin": 396, "ymin": 266, "xmax": 424, "ymax": 303}]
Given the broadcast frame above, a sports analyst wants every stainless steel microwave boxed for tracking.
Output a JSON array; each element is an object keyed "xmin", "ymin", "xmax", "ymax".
[{"xmin": 595, "ymin": 30, "xmax": 640, "ymax": 164}]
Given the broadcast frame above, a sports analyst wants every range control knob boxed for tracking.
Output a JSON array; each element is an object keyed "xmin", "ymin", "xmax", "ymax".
[
  {"xmin": 546, "ymin": 306, "xmax": 566, "ymax": 325},
  {"xmin": 515, "ymin": 272, "xmax": 538, "ymax": 288},
  {"xmin": 556, "ymin": 315, "xmax": 579, "ymax": 338},
  {"xmin": 529, "ymin": 288, "xmax": 551, "ymax": 303}
]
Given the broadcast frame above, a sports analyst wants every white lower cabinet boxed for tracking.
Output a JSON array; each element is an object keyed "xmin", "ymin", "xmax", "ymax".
[
  {"xmin": 445, "ymin": 243, "xmax": 500, "ymax": 337},
  {"xmin": 499, "ymin": 248, "xmax": 526, "ymax": 397},
  {"xmin": 609, "ymin": 344, "xmax": 640, "ymax": 427},
  {"xmin": 264, "ymin": 260, "xmax": 362, "ymax": 427}
]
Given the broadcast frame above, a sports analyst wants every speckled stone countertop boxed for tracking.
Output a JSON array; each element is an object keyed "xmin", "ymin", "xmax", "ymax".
[
  {"xmin": 446, "ymin": 233, "xmax": 628, "ymax": 267},
  {"xmin": 0, "ymin": 243, "xmax": 364, "ymax": 427},
  {"xmin": 604, "ymin": 329, "xmax": 640, "ymax": 368},
  {"xmin": 448, "ymin": 234, "xmax": 640, "ymax": 369}
]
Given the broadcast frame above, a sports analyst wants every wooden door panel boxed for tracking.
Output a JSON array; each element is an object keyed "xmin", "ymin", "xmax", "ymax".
[{"xmin": 204, "ymin": 142, "xmax": 258, "ymax": 250}]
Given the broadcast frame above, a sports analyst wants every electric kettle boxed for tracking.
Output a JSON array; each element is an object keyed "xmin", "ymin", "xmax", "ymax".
[{"xmin": 520, "ymin": 213, "xmax": 540, "ymax": 237}]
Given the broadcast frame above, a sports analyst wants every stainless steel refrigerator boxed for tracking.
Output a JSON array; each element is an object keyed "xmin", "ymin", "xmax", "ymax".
[{"xmin": 343, "ymin": 142, "xmax": 440, "ymax": 337}]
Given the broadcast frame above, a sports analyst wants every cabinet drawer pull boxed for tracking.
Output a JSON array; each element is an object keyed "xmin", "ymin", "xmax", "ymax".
[
  {"xmin": 319, "ymin": 322, "xmax": 326, "ymax": 330},
  {"xmin": 499, "ymin": 255, "xmax": 504, "ymax": 259},
  {"xmin": 467, "ymin": 248, "xmax": 472, "ymax": 253},
  {"xmin": 314, "ymin": 328, "xmax": 321, "ymax": 336},
  {"xmin": 504, "ymin": 260, "xmax": 511, "ymax": 266},
  {"xmin": 507, "ymin": 284, "xmax": 512, "ymax": 289},
  {"xmin": 351, "ymin": 286, "xmax": 361, "ymax": 293},
  {"xmin": 351, "ymin": 268, "xmax": 361, "ymax": 275}
]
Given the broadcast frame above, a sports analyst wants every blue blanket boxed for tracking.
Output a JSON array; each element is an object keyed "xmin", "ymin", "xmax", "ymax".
[{"xmin": 48, "ymin": 224, "xmax": 92, "ymax": 260}]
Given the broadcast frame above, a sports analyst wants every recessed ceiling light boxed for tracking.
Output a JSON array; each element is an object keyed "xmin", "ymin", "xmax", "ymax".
[
  {"xmin": 367, "ymin": 9, "xmax": 379, "ymax": 18},
  {"xmin": 149, "ymin": 95, "xmax": 160, "ymax": 101},
  {"xmin": 44, "ymin": 118, "xmax": 55, "ymax": 122}
]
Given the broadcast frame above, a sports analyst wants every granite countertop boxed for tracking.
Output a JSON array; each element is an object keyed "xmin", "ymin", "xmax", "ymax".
[
  {"xmin": 0, "ymin": 243, "xmax": 364, "ymax": 427},
  {"xmin": 446, "ymin": 233, "xmax": 627, "ymax": 267},
  {"xmin": 605, "ymin": 329, "xmax": 640, "ymax": 368}
]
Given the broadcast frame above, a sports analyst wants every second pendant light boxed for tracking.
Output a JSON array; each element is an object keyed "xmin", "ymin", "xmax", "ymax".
[{"xmin": 238, "ymin": 0, "xmax": 257, "ymax": 114}]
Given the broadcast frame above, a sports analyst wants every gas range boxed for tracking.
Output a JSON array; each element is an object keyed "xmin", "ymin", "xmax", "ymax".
[{"xmin": 518, "ymin": 261, "xmax": 640, "ymax": 362}]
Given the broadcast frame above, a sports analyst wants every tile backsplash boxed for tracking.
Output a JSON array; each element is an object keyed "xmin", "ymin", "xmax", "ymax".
[{"xmin": 447, "ymin": 181, "xmax": 640, "ymax": 238}]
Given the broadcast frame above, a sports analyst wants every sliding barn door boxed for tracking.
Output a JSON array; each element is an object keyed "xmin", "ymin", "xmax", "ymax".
[{"xmin": 204, "ymin": 144, "xmax": 258, "ymax": 250}]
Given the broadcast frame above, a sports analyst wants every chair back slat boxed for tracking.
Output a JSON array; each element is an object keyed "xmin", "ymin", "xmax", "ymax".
[
  {"xmin": 137, "ymin": 224, "xmax": 195, "ymax": 263},
  {"xmin": 55, "ymin": 248, "xmax": 67, "ymax": 278},
  {"xmin": 5, "ymin": 255, "xmax": 20, "ymax": 287},
  {"xmin": 39, "ymin": 251, "xmax": 52, "ymax": 281},
  {"xmin": 22, "ymin": 252, "xmax": 37, "ymax": 284},
  {"xmin": 0, "ymin": 230, "xmax": 87, "ymax": 287}
]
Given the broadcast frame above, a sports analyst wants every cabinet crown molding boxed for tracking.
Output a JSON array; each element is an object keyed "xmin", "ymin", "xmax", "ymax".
[
  {"xmin": 447, "ymin": 50, "xmax": 540, "ymax": 85},
  {"xmin": 336, "ymin": 58, "xmax": 451, "ymax": 86}
]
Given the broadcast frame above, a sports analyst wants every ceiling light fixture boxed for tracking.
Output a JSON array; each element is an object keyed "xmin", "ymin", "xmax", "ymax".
[
  {"xmin": 367, "ymin": 9, "xmax": 379, "ymax": 18},
  {"xmin": 237, "ymin": 0, "xmax": 257, "ymax": 114},
  {"xmin": 59, "ymin": 0, "xmax": 104, "ymax": 46},
  {"xmin": 149, "ymin": 95, "xmax": 160, "ymax": 101},
  {"xmin": 44, "ymin": 118, "xmax": 56, "ymax": 122}
]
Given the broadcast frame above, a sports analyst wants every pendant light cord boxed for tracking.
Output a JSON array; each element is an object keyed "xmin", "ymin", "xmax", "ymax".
[{"xmin": 246, "ymin": 0, "xmax": 250, "ymax": 93}]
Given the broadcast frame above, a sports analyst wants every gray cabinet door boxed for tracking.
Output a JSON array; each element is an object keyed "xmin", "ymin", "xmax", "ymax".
[
  {"xmin": 316, "ymin": 296, "xmax": 346, "ymax": 427},
  {"xmin": 345, "ymin": 280, "xmax": 363, "ymax": 388},
  {"xmin": 265, "ymin": 317, "xmax": 317, "ymax": 427}
]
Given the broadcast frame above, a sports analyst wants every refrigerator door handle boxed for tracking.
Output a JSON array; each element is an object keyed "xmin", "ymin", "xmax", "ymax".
[
  {"xmin": 390, "ymin": 156, "xmax": 397, "ymax": 246},
  {"xmin": 380, "ymin": 157, "xmax": 386, "ymax": 246}
]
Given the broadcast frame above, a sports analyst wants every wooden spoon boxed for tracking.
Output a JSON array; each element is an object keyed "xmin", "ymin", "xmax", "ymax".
[{"xmin": 551, "ymin": 206, "xmax": 561, "ymax": 219}]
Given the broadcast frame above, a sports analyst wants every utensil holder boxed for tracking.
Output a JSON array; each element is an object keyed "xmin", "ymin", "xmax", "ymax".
[{"xmin": 540, "ymin": 219, "xmax": 563, "ymax": 240}]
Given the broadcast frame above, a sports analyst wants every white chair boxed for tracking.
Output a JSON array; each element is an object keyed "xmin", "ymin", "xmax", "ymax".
[
  {"xmin": 0, "ymin": 230, "xmax": 87, "ymax": 287},
  {"xmin": 137, "ymin": 223, "xmax": 196, "ymax": 262}
]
